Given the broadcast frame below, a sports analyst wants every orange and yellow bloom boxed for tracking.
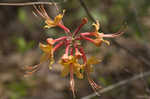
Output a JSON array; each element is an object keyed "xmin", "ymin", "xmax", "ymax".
[{"xmin": 25, "ymin": 5, "xmax": 126, "ymax": 97}]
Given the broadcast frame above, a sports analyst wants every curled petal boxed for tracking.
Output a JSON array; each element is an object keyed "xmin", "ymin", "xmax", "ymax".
[
  {"xmin": 44, "ymin": 10, "xmax": 65, "ymax": 29},
  {"xmin": 39, "ymin": 43, "xmax": 52, "ymax": 53},
  {"xmin": 44, "ymin": 20, "xmax": 56, "ymax": 28},
  {"xmin": 61, "ymin": 66, "xmax": 69, "ymax": 77},
  {"xmin": 93, "ymin": 38, "xmax": 102, "ymax": 47},
  {"xmin": 87, "ymin": 56, "xmax": 101, "ymax": 65},
  {"xmin": 54, "ymin": 10, "xmax": 65, "ymax": 24},
  {"xmin": 40, "ymin": 53, "xmax": 49, "ymax": 63},
  {"xmin": 92, "ymin": 20, "xmax": 100, "ymax": 32},
  {"xmin": 75, "ymin": 68, "xmax": 84, "ymax": 79},
  {"xmin": 46, "ymin": 38, "xmax": 55, "ymax": 45},
  {"xmin": 102, "ymin": 39, "xmax": 110, "ymax": 46},
  {"xmin": 48, "ymin": 57, "xmax": 55, "ymax": 70}
]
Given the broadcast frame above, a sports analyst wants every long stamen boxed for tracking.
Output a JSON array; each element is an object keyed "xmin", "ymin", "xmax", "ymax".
[
  {"xmin": 70, "ymin": 64, "xmax": 75, "ymax": 97},
  {"xmin": 33, "ymin": 5, "xmax": 48, "ymax": 19},
  {"xmin": 102, "ymin": 31, "xmax": 125, "ymax": 38},
  {"xmin": 79, "ymin": 47, "xmax": 101, "ymax": 94},
  {"xmin": 74, "ymin": 18, "xmax": 88, "ymax": 36},
  {"xmin": 24, "ymin": 64, "xmax": 41, "ymax": 77},
  {"xmin": 87, "ymin": 75, "xmax": 101, "ymax": 96}
]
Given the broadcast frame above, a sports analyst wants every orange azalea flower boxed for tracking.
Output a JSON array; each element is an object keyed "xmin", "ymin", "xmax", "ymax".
[
  {"xmin": 34, "ymin": 5, "xmax": 70, "ymax": 32},
  {"xmin": 59, "ymin": 55, "xmax": 84, "ymax": 97},
  {"xmin": 44, "ymin": 10, "xmax": 65, "ymax": 29},
  {"xmin": 25, "ymin": 5, "xmax": 126, "ymax": 97},
  {"xmin": 59, "ymin": 55, "xmax": 84, "ymax": 79},
  {"xmin": 39, "ymin": 43, "xmax": 54, "ymax": 70},
  {"xmin": 80, "ymin": 20, "xmax": 126, "ymax": 46},
  {"xmin": 85, "ymin": 56, "xmax": 101, "ymax": 72}
]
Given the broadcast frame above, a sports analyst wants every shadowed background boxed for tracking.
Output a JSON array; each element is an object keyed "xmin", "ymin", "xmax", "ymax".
[{"xmin": 0, "ymin": 0, "xmax": 150, "ymax": 99}]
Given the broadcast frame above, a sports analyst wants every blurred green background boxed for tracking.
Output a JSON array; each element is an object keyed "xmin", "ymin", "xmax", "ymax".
[{"xmin": 0, "ymin": 0, "xmax": 150, "ymax": 99}]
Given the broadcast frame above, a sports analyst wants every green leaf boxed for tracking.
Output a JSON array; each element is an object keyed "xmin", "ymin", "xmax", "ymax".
[{"xmin": 18, "ymin": 9, "xmax": 27, "ymax": 23}]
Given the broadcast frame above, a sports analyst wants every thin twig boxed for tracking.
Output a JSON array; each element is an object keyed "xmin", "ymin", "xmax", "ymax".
[
  {"xmin": 78, "ymin": 0, "xmax": 96, "ymax": 23},
  {"xmin": 0, "ymin": 2, "xmax": 56, "ymax": 6},
  {"xmin": 81, "ymin": 70, "xmax": 150, "ymax": 99},
  {"xmin": 78, "ymin": 0, "xmax": 150, "ymax": 67},
  {"xmin": 112, "ymin": 40, "xmax": 150, "ymax": 66},
  {"xmin": 79, "ymin": 0, "xmax": 150, "ymax": 99}
]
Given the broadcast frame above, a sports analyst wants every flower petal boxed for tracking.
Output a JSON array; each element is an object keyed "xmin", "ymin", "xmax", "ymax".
[
  {"xmin": 40, "ymin": 53, "xmax": 49, "ymax": 63},
  {"xmin": 54, "ymin": 10, "xmax": 65, "ymax": 24},
  {"xmin": 39, "ymin": 43, "xmax": 52, "ymax": 53},
  {"xmin": 48, "ymin": 58, "xmax": 55, "ymax": 70},
  {"xmin": 92, "ymin": 20, "xmax": 100, "ymax": 32},
  {"xmin": 102, "ymin": 39, "xmax": 110, "ymax": 46},
  {"xmin": 87, "ymin": 56, "xmax": 101, "ymax": 65},
  {"xmin": 61, "ymin": 66, "xmax": 69, "ymax": 77}
]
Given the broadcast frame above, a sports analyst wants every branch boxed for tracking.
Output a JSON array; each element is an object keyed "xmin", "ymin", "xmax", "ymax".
[
  {"xmin": 78, "ymin": 0, "xmax": 96, "ymax": 23},
  {"xmin": 81, "ymin": 70, "xmax": 150, "ymax": 99},
  {"xmin": 78, "ymin": 0, "xmax": 150, "ymax": 67},
  {"xmin": 79, "ymin": 0, "xmax": 150, "ymax": 99},
  {"xmin": 0, "ymin": 2, "xmax": 56, "ymax": 6}
]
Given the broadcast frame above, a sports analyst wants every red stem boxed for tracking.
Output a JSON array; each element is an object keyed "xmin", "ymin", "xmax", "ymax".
[
  {"xmin": 81, "ymin": 36, "xmax": 96, "ymax": 44},
  {"xmin": 54, "ymin": 36, "xmax": 67, "ymax": 43},
  {"xmin": 65, "ymin": 44, "xmax": 70, "ymax": 55},
  {"xmin": 70, "ymin": 47, "xmax": 73, "ymax": 55},
  {"xmin": 53, "ymin": 41, "xmax": 64, "ymax": 52},
  {"xmin": 47, "ymin": 36, "xmax": 67, "ymax": 45},
  {"xmin": 58, "ymin": 23, "xmax": 70, "ymax": 33},
  {"xmin": 79, "ymin": 47, "xmax": 87, "ymax": 63},
  {"xmin": 80, "ymin": 32, "xmax": 93, "ymax": 36},
  {"xmin": 73, "ymin": 18, "xmax": 88, "ymax": 36}
]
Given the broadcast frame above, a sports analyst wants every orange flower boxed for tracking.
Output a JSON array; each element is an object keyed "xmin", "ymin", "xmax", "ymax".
[
  {"xmin": 44, "ymin": 10, "xmax": 65, "ymax": 29},
  {"xmin": 92, "ymin": 20, "xmax": 110, "ymax": 46},
  {"xmin": 39, "ymin": 43, "xmax": 54, "ymax": 70},
  {"xmin": 59, "ymin": 55, "xmax": 84, "ymax": 79},
  {"xmin": 34, "ymin": 5, "xmax": 65, "ymax": 29},
  {"xmin": 26, "ymin": 5, "xmax": 126, "ymax": 96}
]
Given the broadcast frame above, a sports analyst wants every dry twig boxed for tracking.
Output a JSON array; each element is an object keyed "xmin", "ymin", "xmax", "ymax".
[
  {"xmin": 0, "ymin": 2, "xmax": 56, "ymax": 6},
  {"xmin": 78, "ymin": 0, "xmax": 150, "ymax": 67},
  {"xmin": 82, "ymin": 70, "xmax": 150, "ymax": 99}
]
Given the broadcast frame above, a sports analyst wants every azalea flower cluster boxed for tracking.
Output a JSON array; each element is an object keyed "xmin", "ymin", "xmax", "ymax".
[{"xmin": 24, "ymin": 5, "xmax": 125, "ymax": 96}]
